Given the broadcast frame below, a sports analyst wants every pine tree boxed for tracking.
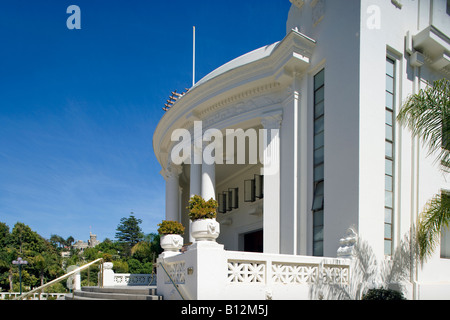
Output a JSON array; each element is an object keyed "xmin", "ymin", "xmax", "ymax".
[{"xmin": 115, "ymin": 213, "xmax": 144, "ymax": 257}]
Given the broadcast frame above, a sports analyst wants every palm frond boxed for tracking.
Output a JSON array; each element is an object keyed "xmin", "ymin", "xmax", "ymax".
[
  {"xmin": 397, "ymin": 79, "xmax": 450, "ymax": 170},
  {"xmin": 416, "ymin": 192, "xmax": 450, "ymax": 263}
]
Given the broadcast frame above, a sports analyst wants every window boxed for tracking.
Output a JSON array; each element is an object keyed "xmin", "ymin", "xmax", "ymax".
[
  {"xmin": 313, "ymin": 69, "xmax": 325, "ymax": 256},
  {"xmin": 219, "ymin": 188, "xmax": 239, "ymax": 213},
  {"xmin": 218, "ymin": 192, "xmax": 227, "ymax": 214},
  {"xmin": 228, "ymin": 188, "xmax": 239, "ymax": 210},
  {"xmin": 447, "ymin": 0, "xmax": 450, "ymax": 15},
  {"xmin": 385, "ymin": 57, "xmax": 395, "ymax": 256},
  {"xmin": 441, "ymin": 190, "xmax": 450, "ymax": 258},
  {"xmin": 244, "ymin": 179, "xmax": 255, "ymax": 202}
]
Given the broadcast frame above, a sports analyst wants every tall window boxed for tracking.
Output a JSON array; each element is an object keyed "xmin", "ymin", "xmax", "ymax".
[
  {"xmin": 313, "ymin": 69, "xmax": 325, "ymax": 256},
  {"xmin": 441, "ymin": 190, "xmax": 450, "ymax": 258},
  {"xmin": 385, "ymin": 57, "xmax": 395, "ymax": 256}
]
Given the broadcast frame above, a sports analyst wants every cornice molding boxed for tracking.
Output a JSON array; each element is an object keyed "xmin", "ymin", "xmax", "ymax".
[{"xmin": 154, "ymin": 30, "xmax": 316, "ymax": 169}]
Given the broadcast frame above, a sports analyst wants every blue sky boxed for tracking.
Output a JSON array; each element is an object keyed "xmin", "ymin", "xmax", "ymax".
[{"xmin": 0, "ymin": 0, "xmax": 290, "ymax": 242}]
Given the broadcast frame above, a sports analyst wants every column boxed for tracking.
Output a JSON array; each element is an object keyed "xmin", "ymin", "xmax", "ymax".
[
  {"xmin": 190, "ymin": 145, "xmax": 202, "ymax": 197},
  {"xmin": 201, "ymin": 162, "xmax": 215, "ymax": 201},
  {"xmin": 261, "ymin": 114, "xmax": 282, "ymax": 254},
  {"xmin": 165, "ymin": 163, "xmax": 182, "ymax": 222},
  {"xmin": 279, "ymin": 74, "xmax": 301, "ymax": 255},
  {"xmin": 189, "ymin": 145, "xmax": 202, "ymax": 242},
  {"xmin": 201, "ymin": 134, "xmax": 217, "ymax": 201}
]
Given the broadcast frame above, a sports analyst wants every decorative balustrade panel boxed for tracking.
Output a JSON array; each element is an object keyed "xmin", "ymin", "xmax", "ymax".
[
  {"xmin": 321, "ymin": 265, "xmax": 350, "ymax": 285},
  {"xmin": 0, "ymin": 292, "xmax": 66, "ymax": 300},
  {"xmin": 272, "ymin": 263, "xmax": 318, "ymax": 284},
  {"xmin": 227, "ymin": 261, "xmax": 266, "ymax": 283},
  {"xmin": 227, "ymin": 259, "xmax": 349, "ymax": 286},
  {"xmin": 113, "ymin": 274, "xmax": 155, "ymax": 286},
  {"xmin": 164, "ymin": 261, "xmax": 186, "ymax": 285}
]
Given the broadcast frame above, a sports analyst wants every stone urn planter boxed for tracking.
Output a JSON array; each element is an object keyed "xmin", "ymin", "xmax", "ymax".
[
  {"xmin": 188, "ymin": 195, "xmax": 220, "ymax": 242},
  {"xmin": 191, "ymin": 218, "xmax": 220, "ymax": 241},
  {"xmin": 160, "ymin": 234, "xmax": 184, "ymax": 252},
  {"xmin": 157, "ymin": 220, "xmax": 185, "ymax": 257}
]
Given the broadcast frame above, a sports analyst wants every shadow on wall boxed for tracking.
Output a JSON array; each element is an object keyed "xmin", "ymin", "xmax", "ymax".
[{"xmin": 309, "ymin": 230, "xmax": 417, "ymax": 300}]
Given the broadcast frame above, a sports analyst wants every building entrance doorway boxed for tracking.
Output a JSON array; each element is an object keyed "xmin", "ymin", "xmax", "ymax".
[{"xmin": 243, "ymin": 229, "xmax": 263, "ymax": 253}]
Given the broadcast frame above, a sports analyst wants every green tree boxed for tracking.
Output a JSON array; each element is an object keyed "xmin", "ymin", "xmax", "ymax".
[
  {"xmin": 66, "ymin": 236, "xmax": 75, "ymax": 248},
  {"xmin": 397, "ymin": 78, "xmax": 450, "ymax": 263},
  {"xmin": 115, "ymin": 213, "xmax": 144, "ymax": 257},
  {"xmin": 0, "ymin": 221, "xmax": 64, "ymax": 292},
  {"xmin": 131, "ymin": 233, "xmax": 161, "ymax": 263}
]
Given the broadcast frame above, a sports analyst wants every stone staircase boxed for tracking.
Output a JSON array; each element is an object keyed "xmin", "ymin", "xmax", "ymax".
[{"xmin": 65, "ymin": 286, "xmax": 162, "ymax": 300}]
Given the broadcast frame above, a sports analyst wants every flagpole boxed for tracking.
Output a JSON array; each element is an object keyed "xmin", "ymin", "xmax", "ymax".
[{"xmin": 193, "ymin": 26, "xmax": 196, "ymax": 87}]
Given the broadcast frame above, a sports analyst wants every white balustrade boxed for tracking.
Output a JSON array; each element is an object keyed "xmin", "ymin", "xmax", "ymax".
[{"xmin": 157, "ymin": 243, "xmax": 351, "ymax": 300}]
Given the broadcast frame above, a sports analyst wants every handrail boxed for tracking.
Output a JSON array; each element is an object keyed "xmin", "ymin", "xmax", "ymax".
[
  {"xmin": 14, "ymin": 258, "xmax": 104, "ymax": 300},
  {"xmin": 158, "ymin": 260, "xmax": 187, "ymax": 300}
]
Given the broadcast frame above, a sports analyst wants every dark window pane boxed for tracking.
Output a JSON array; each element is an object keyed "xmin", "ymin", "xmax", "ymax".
[
  {"xmin": 314, "ymin": 147, "xmax": 324, "ymax": 164},
  {"xmin": 386, "ymin": 110, "xmax": 393, "ymax": 126},
  {"xmin": 385, "ymin": 223, "xmax": 392, "ymax": 239},
  {"xmin": 386, "ymin": 59, "xmax": 395, "ymax": 77},
  {"xmin": 384, "ymin": 240, "xmax": 392, "ymax": 255},
  {"xmin": 313, "ymin": 240, "xmax": 323, "ymax": 256},
  {"xmin": 314, "ymin": 70, "xmax": 325, "ymax": 89},
  {"xmin": 385, "ymin": 208, "xmax": 392, "ymax": 224},
  {"xmin": 315, "ymin": 101, "xmax": 324, "ymax": 118},
  {"xmin": 385, "ymin": 159, "xmax": 393, "ymax": 176},
  {"xmin": 386, "ymin": 92, "xmax": 394, "ymax": 110},
  {"xmin": 314, "ymin": 165, "xmax": 324, "ymax": 182},
  {"xmin": 315, "ymin": 87, "xmax": 324, "ymax": 103},
  {"xmin": 386, "ymin": 75, "xmax": 394, "ymax": 93},
  {"xmin": 315, "ymin": 116, "xmax": 324, "ymax": 135},
  {"xmin": 314, "ymin": 132, "xmax": 324, "ymax": 150},
  {"xmin": 385, "ymin": 175, "xmax": 393, "ymax": 192},
  {"xmin": 385, "ymin": 141, "xmax": 393, "ymax": 158},
  {"xmin": 385, "ymin": 191, "xmax": 393, "ymax": 208},
  {"xmin": 386, "ymin": 124, "xmax": 393, "ymax": 141}
]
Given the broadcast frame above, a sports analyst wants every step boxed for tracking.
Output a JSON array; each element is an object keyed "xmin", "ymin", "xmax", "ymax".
[
  {"xmin": 65, "ymin": 293, "xmax": 105, "ymax": 300},
  {"xmin": 67, "ymin": 286, "xmax": 162, "ymax": 300},
  {"xmin": 82, "ymin": 286, "xmax": 158, "ymax": 296}
]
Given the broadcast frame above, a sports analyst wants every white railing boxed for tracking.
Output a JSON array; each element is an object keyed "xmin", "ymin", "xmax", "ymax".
[
  {"xmin": 226, "ymin": 252, "xmax": 350, "ymax": 286},
  {"xmin": 101, "ymin": 262, "xmax": 156, "ymax": 287},
  {"xmin": 14, "ymin": 258, "xmax": 104, "ymax": 300},
  {"xmin": 157, "ymin": 242, "xmax": 351, "ymax": 300},
  {"xmin": 0, "ymin": 292, "xmax": 66, "ymax": 300}
]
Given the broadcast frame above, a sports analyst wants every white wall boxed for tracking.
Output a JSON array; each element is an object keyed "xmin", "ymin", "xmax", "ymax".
[{"xmin": 287, "ymin": 0, "xmax": 362, "ymax": 257}]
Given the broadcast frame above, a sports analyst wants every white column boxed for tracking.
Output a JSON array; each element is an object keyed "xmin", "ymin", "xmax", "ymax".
[
  {"xmin": 165, "ymin": 163, "xmax": 182, "ymax": 222},
  {"xmin": 201, "ymin": 162, "xmax": 215, "ymax": 201},
  {"xmin": 190, "ymin": 145, "xmax": 202, "ymax": 197},
  {"xmin": 280, "ymin": 75, "xmax": 301, "ymax": 255},
  {"xmin": 261, "ymin": 114, "xmax": 282, "ymax": 254},
  {"xmin": 201, "ymin": 133, "xmax": 217, "ymax": 201},
  {"xmin": 189, "ymin": 145, "xmax": 202, "ymax": 242}
]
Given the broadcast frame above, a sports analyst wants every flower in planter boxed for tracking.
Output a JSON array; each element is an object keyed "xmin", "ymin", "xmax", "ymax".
[
  {"xmin": 157, "ymin": 220, "xmax": 185, "ymax": 235},
  {"xmin": 187, "ymin": 195, "xmax": 218, "ymax": 221}
]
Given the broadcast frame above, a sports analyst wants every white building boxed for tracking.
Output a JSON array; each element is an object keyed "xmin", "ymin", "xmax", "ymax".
[{"xmin": 153, "ymin": 0, "xmax": 450, "ymax": 299}]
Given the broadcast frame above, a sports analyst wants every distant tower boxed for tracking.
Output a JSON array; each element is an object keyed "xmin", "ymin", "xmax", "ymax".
[{"xmin": 88, "ymin": 231, "xmax": 100, "ymax": 248}]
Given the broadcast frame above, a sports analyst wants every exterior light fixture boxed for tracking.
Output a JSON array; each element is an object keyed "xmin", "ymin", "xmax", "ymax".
[{"xmin": 12, "ymin": 257, "xmax": 28, "ymax": 295}]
